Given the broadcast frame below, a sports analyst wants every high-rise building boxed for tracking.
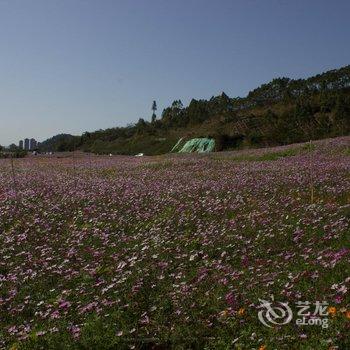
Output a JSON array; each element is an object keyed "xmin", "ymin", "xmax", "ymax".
[
  {"xmin": 19, "ymin": 140, "xmax": 24, "ymax": 149},
  {"xmin": 24, "ymin": 138, "xmax": 30, "ymax": 151},
  {"xmin": 30, "ymin": 138, "xmax": 37, "ymax": 150}
]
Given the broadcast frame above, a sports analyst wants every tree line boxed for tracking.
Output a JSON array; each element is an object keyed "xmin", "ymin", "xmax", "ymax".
[{"xmin": 39, "ymin": 65, "xmax": 350, "ymax": 154}]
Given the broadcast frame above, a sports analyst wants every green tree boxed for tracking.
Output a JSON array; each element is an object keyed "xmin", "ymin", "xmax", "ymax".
[
  {"xmin": 333, "ymin": 95, "xmax": 350, "ymax": 135},
  {"xmin": 152, "ymin": 100, "xmax": 157, "ymax": 114},
  {"xmin": 151, "ymin": 100, "xmax": 157, "ymax": 123}
]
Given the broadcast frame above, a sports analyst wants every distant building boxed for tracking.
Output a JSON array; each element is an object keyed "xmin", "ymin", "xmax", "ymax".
[
  {"xmin": 24, "ymin": 138, "xmax": 30, "ymax": 151},
  {"xmin": 19, "ymin": 140, "xmax": 24, "ymax": 149},
  {"xmin": 30, "ymin": 138, "xmax": 37, "ymax": 150}
]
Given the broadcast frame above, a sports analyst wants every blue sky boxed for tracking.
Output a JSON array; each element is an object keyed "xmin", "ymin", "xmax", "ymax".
[{"xmin": 0, "ymin": 0, "xmax": 349, "ymax": 145}]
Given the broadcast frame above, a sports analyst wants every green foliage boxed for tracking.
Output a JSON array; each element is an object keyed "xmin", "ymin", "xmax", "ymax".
[
  {"xmin": 0, "ymin": 149, "xmax": 27, "ymax": 158},
  {"xmin": 39, "ymin": 134, "xmax": 79, "ymax": 152},
  {"xmin": 40, "ymin": 65, "xmax": 350, "ymax": 155}
]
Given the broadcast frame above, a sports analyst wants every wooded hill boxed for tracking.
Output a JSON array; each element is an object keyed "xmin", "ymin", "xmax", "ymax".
[{"xmin": 40, "ymin": 65, "xmax": 350, "ymax": 155}]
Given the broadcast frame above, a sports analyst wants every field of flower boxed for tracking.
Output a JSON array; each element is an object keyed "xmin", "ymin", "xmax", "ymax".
[{"xmin": 0, "ymin": 137, "xmax": 349, "ymax": 350}]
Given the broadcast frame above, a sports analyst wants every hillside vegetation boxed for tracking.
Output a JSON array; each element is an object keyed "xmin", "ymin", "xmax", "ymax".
[{"xmin": 40, "ymin": 65, "xmax": 350, "ymax": 155}]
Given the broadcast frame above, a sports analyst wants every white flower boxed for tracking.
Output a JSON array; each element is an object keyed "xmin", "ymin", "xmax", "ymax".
[{"xmin": 338, "ymin": 285, "xmax": 347, "ymax": 294}]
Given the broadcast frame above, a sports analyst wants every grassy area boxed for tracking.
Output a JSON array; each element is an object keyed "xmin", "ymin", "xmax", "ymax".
[{"xmin": 212, "ymin": 143, "xmax": 317, "ymax": 162}]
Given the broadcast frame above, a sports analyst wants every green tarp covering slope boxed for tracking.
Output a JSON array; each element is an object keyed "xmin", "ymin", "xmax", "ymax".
[
  {"xmin": 170, "ymin": 138, "xmax": 184, "ymax": 152},
  {"xmin": 178, "ymin": 138, "xmax": 215, "ymax": 153}
]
